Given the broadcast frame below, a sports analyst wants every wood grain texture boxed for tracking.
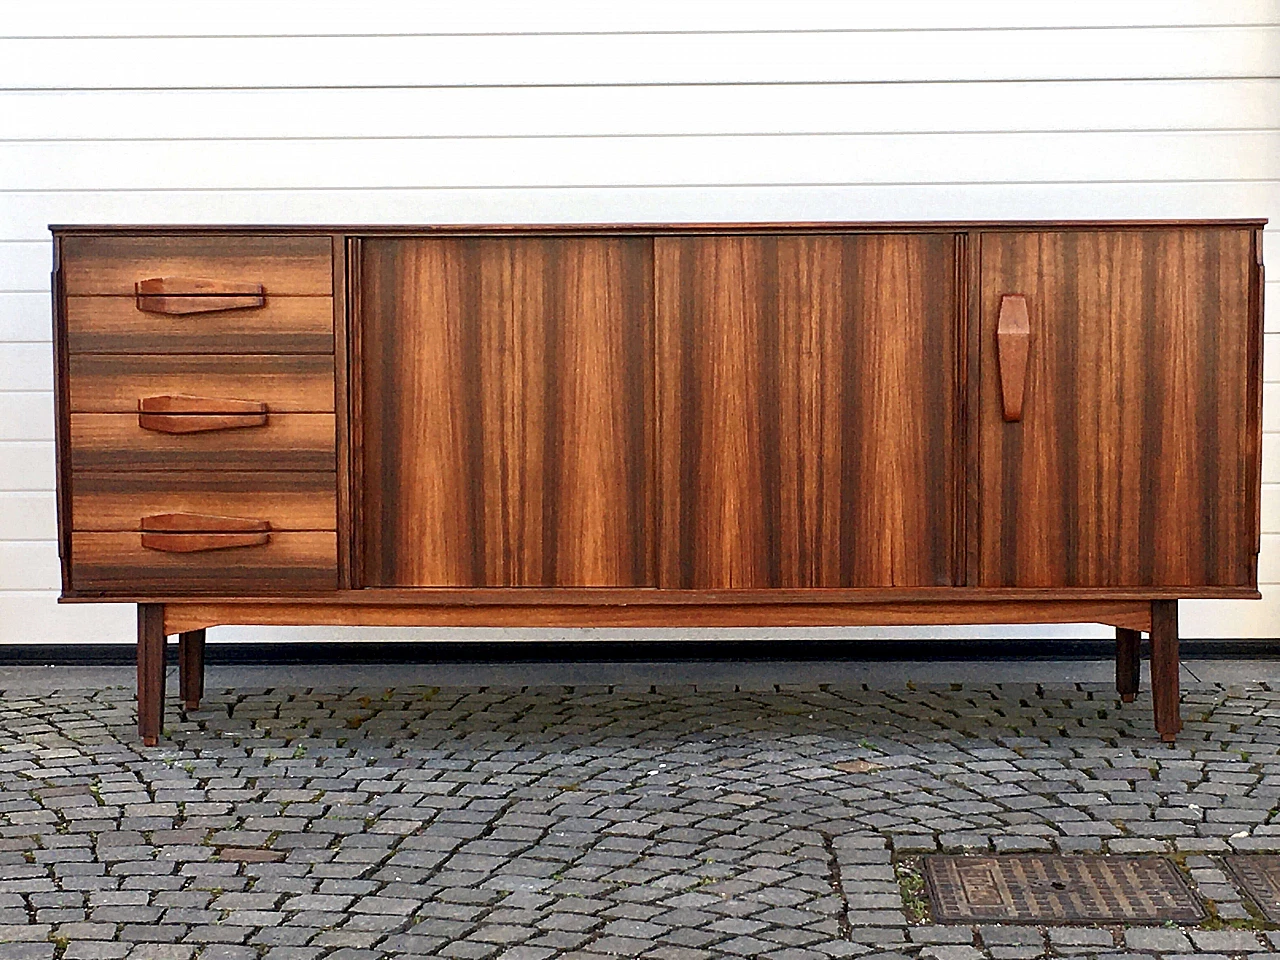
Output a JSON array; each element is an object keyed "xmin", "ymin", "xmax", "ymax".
[
  {"xmin": 136, "ymin": 293, "xmax": 266, "ymax": 315},
  {"xmin": 141, "ymin": 530, "xmax": 271, "ymax": 553},
  {"xmin": 62, "ymin": 235, "xmax": 332, "ymax": 295},
  {"xmin": 332, "ymin": 234, "xmax": 355, "ymax": 589},
  {"xmin": 655, "ymin": 233, "xmax": 956, "ymax": 588},
  {"xmin": 52, "ymin": 236, "xmax": 73, "ymax": 592},
  {"xmin": 66, "ymin": 295, "xmax": 334, "ymax": 354},
  {"xmin": 979, "ymin": 229, "xmax": 1257, "ymax": 587},
  {"xmin": 73, "ymin": 531, "xmax": 337, "ymax": 592},
  {"xmin": 1150, "ymin": 598, "xmax": 1182, "ymax": 741},
  {"xmin": 136, "ymin": 276, "xmax": 265, "ymax": 296},
  {"xmin": 137, "ymin": 603, "xmax": 165, "ymax": 746},
  {"xmin": 69, "ymin": 354, "xmax": 335, "ymax": 412},
  {"xmin": 72, "ymin": 470, "xmax": 336, "ymax": 531},
  {"xmin": 138, "ymin": 395, "xmax": 267, "ymax": 415},
  {"xmin": 1116, "ymin": 626, "xmax": 1140, "ymax": 702},
  {"xmin": 137, "ymin": 413, "xmax": 268, "ymax": 434},
  {"xmin": 70, "ymin": 413, "xmax": 335, "ymax": 471},
  {"xmin": 137, "ymin": 394, "xmax": 267, "ymax": 435},
  {"xmin": 360, "ymin": 236, "xmax": 654, "ymax": 586},
  {"xmin": 140, "ymin": 513, "xmax": 271, "ymax": 533},
  {"xmin": 72, "ymin": 586, "xmax": 1247, "ymax": 606},
  {"xmin": 996, "ymin": 294, "xmax": 1030, "ymax": 421},
  {"xmin": 163, "ymin": 599, "xmax": 1151, "ymax": 634},
  {"xmin": 178, "ymin": 629, "xmax": 205, "ymax": 711}
]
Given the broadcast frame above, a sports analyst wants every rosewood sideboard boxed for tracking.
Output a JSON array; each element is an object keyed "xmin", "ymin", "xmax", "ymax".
[{"xmin": 49, "ymin": 222, "xmax": 1266, "ymax": 745}]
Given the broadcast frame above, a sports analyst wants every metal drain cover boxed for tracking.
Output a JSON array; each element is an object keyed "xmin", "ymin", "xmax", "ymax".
[
  {"xmin": 1224, "ymin": 856, "xmax": 1280, "ymax": 922},
  {"xmin": 923, "ymin": 855, "xmax": 1204, "ymax": 924}
]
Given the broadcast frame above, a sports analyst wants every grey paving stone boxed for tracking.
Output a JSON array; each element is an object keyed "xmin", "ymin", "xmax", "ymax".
[
  {"xmin": 1050, "ymin": 928, "xmax": 1115, "ymax": 947},
  {"xmin": 1125, "ymin": 928, "xmax": 1194, "ymax": 952},
  {"xmin": 1190, "ymin": 930, "xmax": 1268, "ymax": 952},
  {"xmin": 917, "ymin": 948, "xmax": 985, "ymax": 960},
  {"xmin": 908, "ymin": 929, "xmax": 977, "ymax": 945}
]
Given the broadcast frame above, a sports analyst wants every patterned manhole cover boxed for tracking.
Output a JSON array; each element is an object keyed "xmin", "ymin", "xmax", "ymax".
[
  {"xmin": 923, "ymin": 855, "xmax": 1204, "ymax": 924},
  {"xmin": 1224, "ymin": 856, "xmax": 1280, "ymax": 922}
]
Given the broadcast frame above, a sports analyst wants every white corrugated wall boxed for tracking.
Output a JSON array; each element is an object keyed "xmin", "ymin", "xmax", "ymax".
[{"xmin": 1, "ymin": 0, "xmax": 1278, "ymax": 644}]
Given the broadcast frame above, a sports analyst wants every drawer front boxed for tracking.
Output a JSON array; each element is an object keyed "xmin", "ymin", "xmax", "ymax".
[
  {"xmin": 66, "ymin": 295, "xmax": 335, "ymax": 354},
  {"xmin": 72, "ymin": 471, "xmax": 336, "ymax": 531},
  {"xmin": 71, "ymin": 531, "xmax": 337, "ymax": 593},
  {"xmin": 71, "ymin": 413, "xmax": 336, "ymax": 471},
  {"xmin": 62, "ymin": 235, "xmax": 333, "ymax": 296},
  {"xmin": 68, "ymin": 354, "xmax": 335, "ymax": 412}
]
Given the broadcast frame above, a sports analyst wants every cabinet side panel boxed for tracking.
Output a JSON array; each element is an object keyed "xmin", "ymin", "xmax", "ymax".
[
  {"xmin": 52, "ymin": 235, "xmax": 73, "ymax": 594},
  {"xmin": 979, "ymin": 228, "xmax": 1255, "ymax": 587},
  {"xmin": 359, "ymin": 236, "xmax": 654, "ymax": 586},
  {"xmin": 655, "ymin": 233, "xmax": 955, "ymax": 588}
]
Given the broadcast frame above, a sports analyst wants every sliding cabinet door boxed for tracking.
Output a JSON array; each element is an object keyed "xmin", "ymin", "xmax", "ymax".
[
  {"xmin": 360, "ymin": 237, "xmax": 654, "ymax": 586},
  {"xmin": 654, "ymin": 234, "xmax": 958, "ymax": 588}
]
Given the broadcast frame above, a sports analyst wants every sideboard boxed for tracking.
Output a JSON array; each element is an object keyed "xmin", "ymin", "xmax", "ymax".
[{"xmin": 49, "ymin": 222, "xmax": 1266, "ymax": 745}]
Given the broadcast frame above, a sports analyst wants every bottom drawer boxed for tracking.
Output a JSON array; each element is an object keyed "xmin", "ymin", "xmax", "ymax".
[{"xmin": 70, "ymin": 531, "xmax": 337, "ymax": 593}]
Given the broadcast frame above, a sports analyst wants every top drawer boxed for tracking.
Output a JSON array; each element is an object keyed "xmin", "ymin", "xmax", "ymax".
[{"xmin": 61, "ymin": 235, "xmax": 333, "ymax": 296}]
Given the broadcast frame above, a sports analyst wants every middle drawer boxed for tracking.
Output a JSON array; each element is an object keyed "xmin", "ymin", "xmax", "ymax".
[
  {"xmin": 68, "ymin": 354, "xmax": 335, "ymax": 412},
  {"xmin": 70, "ymin": 413, "xmax": 335, "ymax": 471}
]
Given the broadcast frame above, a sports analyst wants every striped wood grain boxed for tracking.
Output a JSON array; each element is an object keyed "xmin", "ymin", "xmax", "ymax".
[
  {"xmin": 70, "ymin": 413, "xmax": 335, "ymax": 472},
  {"xmin": 65, "ymin": 295, "xmax": 335, "ymax": 354},
  {"xmin": 654, "ymin": 233, "xmax": 956, "ymax": 588},
  {"xmin": 67, "ymin": 354, "xmax": 335, "ymax": 412},
  {"xmin": 71, "ymin": 471, "xmax": 336, "ymax": 532},
  {"xmin": 360, "ymin": 236, "xmax": 654, "ymax": 586},
  {"xmin": 61, "ymin": 234, "xmax": 333, "ymax": 296},
  {"xmin": 71, "ymin": 530, "xmax": 337, "ymax": 593},
  {"xmin": 978, "ymin": 228, "xmax": 1258, "ymax": 587}
]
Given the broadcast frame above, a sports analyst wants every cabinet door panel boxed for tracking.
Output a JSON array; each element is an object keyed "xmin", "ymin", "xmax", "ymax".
[
  {"xmin": 978, "ymin": 229, "xmax": 1257, "ymax": 587},
  {"xmin": 655, "ymin": 234, "xmax": 957, "ymax": 588},
  {"xmin": 360, "ymin": 237, "xmax": 654, "ymax": 587}
]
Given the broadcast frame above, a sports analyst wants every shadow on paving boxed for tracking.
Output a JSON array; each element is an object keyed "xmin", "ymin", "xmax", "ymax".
[{"xmin": 0, "ymin": 678, "xmax": 1278, "ymax": 959}]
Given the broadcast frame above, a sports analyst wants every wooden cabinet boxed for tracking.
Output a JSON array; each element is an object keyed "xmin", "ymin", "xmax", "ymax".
[{"xmin": 49, "ymin": 222, "xmax": 1266, "ymax": 745}]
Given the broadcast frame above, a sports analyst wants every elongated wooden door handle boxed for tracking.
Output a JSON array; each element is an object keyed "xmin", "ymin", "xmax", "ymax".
[
  {"xmin": 140, "ymin": 513, "xmax": 271, "ymax": 553},
  {"xmin": 996, "ymin": 294, "xmax": 1031, "ymax": 422},
  {"xmin": 136, "ymin": 276, "xmax": 265, "ymax": 314},
  {"xmin": 137, "ymin": 394, "xmax": 268, "ymax": 434}
]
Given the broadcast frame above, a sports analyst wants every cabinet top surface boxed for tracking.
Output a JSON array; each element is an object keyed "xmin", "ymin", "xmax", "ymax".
[{"xmin": 49, "ymin": 218, "xmax": 1267, "ymax": 236}]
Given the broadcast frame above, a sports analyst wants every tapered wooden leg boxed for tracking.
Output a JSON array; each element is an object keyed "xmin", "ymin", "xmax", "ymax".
[
  {"xmin": 178, "ymin": 629, "xmax": 206, "ymax": 711},
  {"xmin": 1150, "ymin": 600, "xmax": 1182, "ymax": 743},
  {"xmin": 137, "ymin": 603, "xmax": 166, "ymax": 747},
  {"xmin": 1116, "ymin": 627, "xmax": 1141, "ymax": 703}
]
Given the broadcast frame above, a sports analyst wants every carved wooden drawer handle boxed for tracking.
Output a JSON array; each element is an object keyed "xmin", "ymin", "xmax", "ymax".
[
  {"xmin": 140, "ymin": 513, "xmax": 272, "ymax": 553},
  {"xmin": 136, "ymin": 277, "xmax": 266, "ymax": 315},
  {"xmin": 137, "ymin": 394, "xmax": 268, "ymax": 434},
  {"xmin": 996, "ymin": 294, "xmax": 1031, "ymax": 422}
]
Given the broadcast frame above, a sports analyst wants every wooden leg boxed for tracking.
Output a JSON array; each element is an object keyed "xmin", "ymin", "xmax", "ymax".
[
  {"xmin": 137, "ymin": 603, "xmax": 166, "ymax": 747},
  {"xmin": 178, "ymin": 629, "xmax": 206, "ymax": 711},
  {"xmin": 1150, "ymin": 600, "xmax": 1182, "ymax": 743},
  {"xmin": 1116, "ymin": 627, "xmax": 1141, "ymax": 703}
]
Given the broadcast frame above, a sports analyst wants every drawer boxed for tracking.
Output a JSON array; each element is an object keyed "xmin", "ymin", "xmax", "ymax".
[
  {"xmin": 71, "ymin": 531, "xmax": 337, "ymax": 593},
  {"xmin": 72, "ymin": 471, "xmax": 336, "ymax": 531},
  {"xmin": 70, "ymin": 413, "xmax": 336, "ymax": 471},
  {"xmin": 68, "ymin": 354, "xmax": 335, "ymax": 412},
  {"xmin": 61, "ymin": 235, "xmax": 333, "ymax": 296},
  {"xmin": 66, "ymin": 295, "xmax": 335, "ymax": 354}
]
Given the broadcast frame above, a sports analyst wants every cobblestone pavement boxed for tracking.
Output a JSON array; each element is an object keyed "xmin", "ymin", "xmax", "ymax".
[{"xmin": 5, "ymin": 664, "xmax": 1280, "ymax": 960}]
